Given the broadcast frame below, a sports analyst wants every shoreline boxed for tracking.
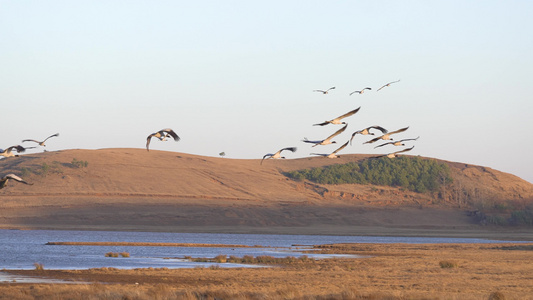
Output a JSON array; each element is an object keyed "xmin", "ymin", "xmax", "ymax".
[{"xmin": 3, "ymin": 224, "xmax": 533, "ymax": 241}]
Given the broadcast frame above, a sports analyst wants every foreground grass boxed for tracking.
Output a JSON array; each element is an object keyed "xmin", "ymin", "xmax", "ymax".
[{"xmin": 3, "ymin": 243, "xmax": 533, "ymax": 299}]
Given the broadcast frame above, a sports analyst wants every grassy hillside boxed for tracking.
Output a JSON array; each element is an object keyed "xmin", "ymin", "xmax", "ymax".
[
  {"xmin": 1, "ymin": 148, "xmax": 532, "ymax": 234},
  {"xmin": 284, "ymin": 155, "xmax": 533, "ymax": 226}
]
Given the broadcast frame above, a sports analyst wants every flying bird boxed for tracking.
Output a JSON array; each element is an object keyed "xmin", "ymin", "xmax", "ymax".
[
  {"xmin": 350, "ymin": 126, "xmax": 388, "ymax": 145},
  {"xmin": 0, "ymin": 174, "xmax": 33, "ymax": 189},
  {"xmin": 303, "ymin": 124, "xmax": 348, "ymax": 147},
  {"xmin": 313, "ymin": 107, "xmax": 361, "ymax": 126},
  {"xmin": 349, "ymin": 87, "xmax": 371, "ymax": 95},
  {"xmin": 363, "ymin": 126, "xmax": 409, "ymax": 144},
  {"xmin": 22, "ymin": 133, "xmax": 59, "ymax": 147},
  {"xmin": 261, "ymin": 147, "xmax": 297, "ymax": 165},
  {"xmin": 376, "ymin": 79, "xmax": 400, "ymax": 91},
  {"xmin": 374, "ymin": 136, "xmax": 420, "ymax": 149},
  {"xmin": 0, "ymin": 145, "xmax": 34, "ymax": 158},
  {"xmin": 375, "ymin": 146, "xmax": 414, "ymax": 159},
  {"xmin": 310, "ymin": 140, "xmax": 349, "ymax": 159},
  {"xmin": 313, "ymin": 87, "xmax": 335, "ymax": 94},
  {"xmin": 146, "ymin": 128, "xmax": 180, "ymax": 151}
]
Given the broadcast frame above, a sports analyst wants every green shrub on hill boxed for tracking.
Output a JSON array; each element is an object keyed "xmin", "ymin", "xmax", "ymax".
[
  {"xmin": 509, "ymin": 209, "xmax": 533, "ymax": 226},
  {"xmin": 285, "ymin": 156, "xmax": 452, "ymax": 193}
]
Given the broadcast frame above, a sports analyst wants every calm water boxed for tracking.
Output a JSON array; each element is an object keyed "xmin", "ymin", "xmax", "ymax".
[{"xmin": 0, "ymin": 229, "xmax": 525, "ymax": 270}]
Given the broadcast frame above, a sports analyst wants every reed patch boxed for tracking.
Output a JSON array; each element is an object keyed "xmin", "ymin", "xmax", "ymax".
[
  {"xmin": 439, "ymin": 260, "xmax": 459, "ymax": 268},
  {"xmin": 187, "ymin": 254, "xmax": 312, "ymax": 265},
  {"xmin": 105, "ymin": 252, "xmax": 130, "ymax": 258},
  {"xmin": 33, "ymin": 262, "xmax": 44, "ymax": 271}
]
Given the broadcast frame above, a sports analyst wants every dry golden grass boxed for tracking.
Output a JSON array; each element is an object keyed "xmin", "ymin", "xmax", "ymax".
[{"xmin": 3, "ymin": 243, "xmax": 533, "ymax": 299}]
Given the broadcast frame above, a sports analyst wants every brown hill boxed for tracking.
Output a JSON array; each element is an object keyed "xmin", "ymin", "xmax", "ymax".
[{"xmin": 1, "ymin": 149, "xmax": 532, "ymax": 239}]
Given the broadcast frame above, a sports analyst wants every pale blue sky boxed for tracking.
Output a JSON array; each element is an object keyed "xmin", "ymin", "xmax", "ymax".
[{"xmin": 1, "ymin": 1, "xmax": 532, "ymax": 183}]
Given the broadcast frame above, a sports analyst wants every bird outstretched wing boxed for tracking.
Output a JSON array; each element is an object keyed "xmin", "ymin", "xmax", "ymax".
[
  {"xmin": 393, "ymin": 146, "xmax": 414, "ymax": 155},
  {"xmin": 160, "ymin": 129, "xmax": 180, "ymax": 142},
  {"xmin": 280, "ymin": 147, "xmax": 297, "ymax": 153},
  {"xmin": 377, "ymin": 79, "xmax": 400, "ymax": 91},
  {"xmin": 44, "ymin": 133, "xmax": 60, "ymax": 142},
  {"xmin": 313, "ymin": 121, "xmax": 330, "ymax": 126},
  {"xmin": 388, "ymin": 126, "xmax": 409, "ymax": 135},
  {"xmin": 368, "ymin": 126, "xmax": 388, "ymax": 134},
  {"xmin": 364, "ymin": 136, "xmax": 382, "ymax": 144},
  {"xmin": 260, "ymin": 154, "xmax": 273, "ymax": 165},
  {"xmin": 302, "ymin": 138, "xmax": 321, "ymax": 144},
  {"xmin": 332, "ymin": 140, "xmax": 349, "ymax": 154},
  {"xmin": 400, "ymin": 136, "xmax": 420, "ymax": 142},
  {"xmin": 7, "ymin": 145, "xmax": 28, "ymax": 153},
  {"xmin": 5, "ymin": 174, "xmax": 31, "ymax": 184},
  {"xmin": 22, "ymin": 139, "xmax": 40, "ymax": 144},
  {"xmin": 374, "ymin": 142, "xmax": 394, "ymax": 149},
  {"xmin": 0, "ymin": 174, "xmax": 33, "ymax": 189},
  {"xmin": 326, "ymin": 124, "xmax": 348, "ymax": 140},
  {"xmin": 146, "ymin": 135, "xmax": 153, "ymax": 151},
  {"xmin": 337, "ymin": 107, "xmax": 361, "ymax": 120}
]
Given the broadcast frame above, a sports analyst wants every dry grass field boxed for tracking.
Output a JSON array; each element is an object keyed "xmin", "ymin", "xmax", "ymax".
[{"xmin": 2, "ymin": 243, "xmax": 533, "ymax": 299}]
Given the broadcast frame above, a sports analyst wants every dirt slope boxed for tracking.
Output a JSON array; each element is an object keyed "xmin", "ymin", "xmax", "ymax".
[{"xmin": 1, "ymin": 148, "xmax": 532, "ymax": 237}]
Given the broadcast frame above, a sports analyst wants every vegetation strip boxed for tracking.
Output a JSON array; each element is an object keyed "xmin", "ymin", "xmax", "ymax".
[
  {"xmin": 285, "ymin": 156, "xmax": 452, "ymax": 193},
  {"xmin": 45, "ymin": 242, "xmax": 259, "ymax": 248},
  {"xmin": 185, "ymin": 254, "xmax": 311, "ymax": 264}
]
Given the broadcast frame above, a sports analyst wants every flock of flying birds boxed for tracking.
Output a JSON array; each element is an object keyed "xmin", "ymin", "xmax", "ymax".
[
  {"xmin": 1, "ymin": 79, "xmax": 416, "ymax": 188},
  {"xmin": 0, "ymin": 129, "xmax": 183, "ymax": 189},
  {"xmin": 261, "ymin": 79, "xmax": 419, "ymax": 164},
  {"xmin": 0, "ymin": 133, "xmax": 61, "ymax": 189}
]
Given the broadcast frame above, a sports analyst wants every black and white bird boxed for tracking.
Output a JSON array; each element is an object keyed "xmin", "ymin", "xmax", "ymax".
[
  {"xmin": 303, "ymin": 124, "xmax": 348, "ymax": 147},
  {"xmin": 146, "ymin": 128, "xmax": 180, "ymax": 151},
  {"xmin": 261, "ymin": 147, "xmax": 297, "ymax": 165},
  {"xmin": 363, "ymin": 126, "xmax": 409, "ymax": 144},
  {"xmin": 350, "ymin": 126, "xmax": 388, "ymax": 145},
  {"xmin": 375, "ymin": 146, "xmax": 414, "ymax": 159},
  {"xmin": 374, "ymin": 136, "xmax": 420, "ymax": 149},
  {"xmin": 0, "ymin": 174, "xmax": 33, "ymax": 189},
  {"xmin": 22, "ymin": 133, "xmax": 59, "ymax": 147},
  {"xmin": 0, "ymin": 145, "xmax": 33, "ymax": 158},
  {"xmin": 313, "ymin": 107, "xmax": 361, "ymax": 126},
  {"xmin": 310, "ymin": 140, "xmax": 349, "ymax": 159},
  {"xmin": 349, "ymin": 87, "xmax": 371, "ymax": 95},
  {"xmin": 376, "ymin": 79, "xmax": 400, "ymax": 91},
  {"xmin": 313, "ymin": 87, "xmax": 335, "ymax": 94}
]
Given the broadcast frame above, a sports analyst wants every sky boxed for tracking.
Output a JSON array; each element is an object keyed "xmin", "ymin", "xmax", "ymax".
[{"xmin": 1, "ymin": 1, "xmax": 532, "ymax": 183}]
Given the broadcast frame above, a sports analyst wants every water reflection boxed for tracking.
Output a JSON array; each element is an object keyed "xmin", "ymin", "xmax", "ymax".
[
  {"xmin": 0, "ymin": 272, "xmax": 85, "ymax": 284},
  {"xmin": 0, "ymin": 229, "xmax": 523, "ymax": 270}
]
